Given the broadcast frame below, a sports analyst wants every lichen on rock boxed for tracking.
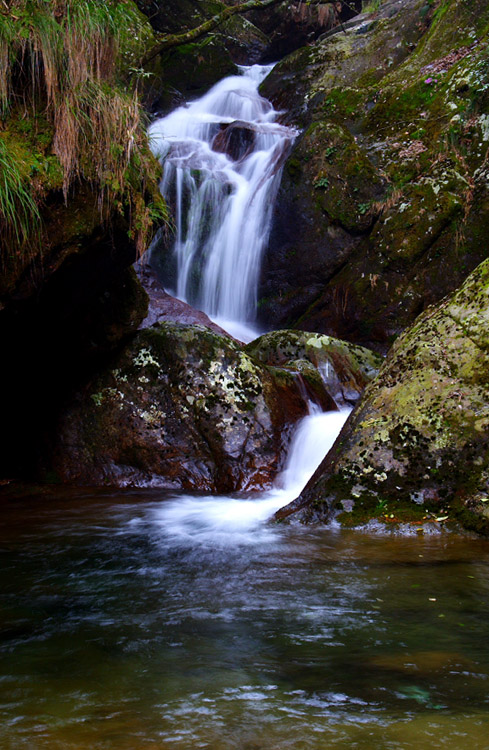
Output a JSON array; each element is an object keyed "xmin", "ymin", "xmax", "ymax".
[
  {"xmin": 290, "ymin": 258, "xmax": 489, "ymax": 535},
  {"xmin": 51, "ymin": 322, "xmax": 312, "ymax": 491}
]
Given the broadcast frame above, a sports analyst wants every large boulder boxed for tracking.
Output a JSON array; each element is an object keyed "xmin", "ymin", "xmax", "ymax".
[
  {"xmin": 284, "ymin": 258, "xmax": 489, "ymax": 535},
  {"xmin": 50, "ymin": 322, "xmax": 313, "ymax": 491},
  {"xmin": 258, "ymin": 0, "xmax": 489, "ymax": 351}
]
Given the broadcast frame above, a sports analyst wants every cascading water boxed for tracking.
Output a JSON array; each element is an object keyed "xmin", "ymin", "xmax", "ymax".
[
  {"xmin": 147, "ymin": 65, "xmax": 352, "ymax": 529},
  {"xmin": 154, "ymin": 406, "xmax": 351, "ymax": 547},
  {"xmin": 149, "ymin": 64, "xmax": 297, "ymax": 342},
  {"xmin": 148, "ymin": 64, "xmax": 352, "ymax": 528}
]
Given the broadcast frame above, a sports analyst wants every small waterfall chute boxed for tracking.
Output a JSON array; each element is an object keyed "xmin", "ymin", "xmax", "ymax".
[{"xmin": 153, "ymin": 407, "xmax": 351, "ymax": 547}]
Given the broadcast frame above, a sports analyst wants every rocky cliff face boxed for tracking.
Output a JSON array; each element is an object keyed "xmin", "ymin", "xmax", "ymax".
[{"xmin": 259, "ymin": 0, "xmax": 489, "ymax": 352}]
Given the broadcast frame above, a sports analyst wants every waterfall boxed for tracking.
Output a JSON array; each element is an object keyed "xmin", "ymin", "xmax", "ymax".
[
  {"xmin": 149, "ymin": 65, "xmax": 297, "ymax": 342},
  {"xmin": 148, "ymin": 66, "xmax": 351, "ymax": 533}
]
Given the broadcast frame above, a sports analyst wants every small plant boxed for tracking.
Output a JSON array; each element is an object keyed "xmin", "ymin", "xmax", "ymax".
[
  {"xmin": 314, "ymin": 176, "xmax": 330, "ymax": 189},
  {"xmin": 325, "ymin": 146, "xmax": 337, "ymax": 161},
  {"xmin": 362, "ymin": 0, "xmax": 382, "ymax": 13}
]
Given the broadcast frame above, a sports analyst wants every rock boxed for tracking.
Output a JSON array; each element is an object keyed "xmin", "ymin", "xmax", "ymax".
[
  {"xmin": 240, "ymin": 0, "xmax": 345, "ymax": 62},
  {"xmin": 212, "ymin": 121, "xmax": 256, "ymax": 161},
  {"xmin": 136, "ymin": 0, "xmax": 269, "ymax": 114},
  {"xmin": 258, "ymin": 0, "xmax": 489, "ymax": 351},
  {"xmin": 245, "ymin": 329, "xmax": 383, "ymax": 404},
  {"xmin": 0, "ymin": 188, "xmax": 151, "ymax": 480},
  {"xmin": 51, "ymin": 322, "xmax": 311, "ymax": 491},
  {"xmin": 136, "ymin": 263, "xmax": 234, "ymax": 338},
  {"xmin": 288, "ymin": 258, "xmax": 489, "ymax": 535}
]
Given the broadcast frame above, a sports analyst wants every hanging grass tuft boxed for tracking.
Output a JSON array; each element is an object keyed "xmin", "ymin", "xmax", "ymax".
[
  {"xmin": 0, "ymin": 138, "xmax": 40, "ymax": 249},
  {"xmin": 0, "ymin": 0, "xmax": 167, "ymax": 261}
]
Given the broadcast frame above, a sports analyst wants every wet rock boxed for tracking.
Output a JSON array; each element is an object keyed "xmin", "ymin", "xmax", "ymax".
[
  {"xmin": 289, "ymin": 258, "xmax": 489, "ymax": 535},
  {"xmin": 245, "ymin": 329, "xmax": 383, "ymax": 405},
  {"xmin": 136, "ymin": 264, "xmax": 233, "ymax": 338},
  {"xmin": 212, "ymin": 121, "xmax": 256, "ymax": 161},
  {"xmin": 51, "ymin": 322, "xmax": 310, "ymax": 491}
]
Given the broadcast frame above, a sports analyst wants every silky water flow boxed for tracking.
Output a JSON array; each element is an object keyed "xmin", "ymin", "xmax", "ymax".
[{"xmin": 149, "ymin": 64, "xmax": 297, "ymax": 343}]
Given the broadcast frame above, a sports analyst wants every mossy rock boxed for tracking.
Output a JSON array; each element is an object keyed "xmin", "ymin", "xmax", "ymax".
[
  {"xmin": 259, "ymin": 0, "xmax": 489, "ymax": 350},
  {"xmin": 51, "ymin": 322, "xmax": 311, "ymax": 491},
  {"xmin": 304, "ymin": 121, "xmax": 386, "ymax": 232},
  {"xmin": 292, "ymin": 258, "xmax": 489, "ymax": 535},
  {"xmin": 246, "ymin": 329, "xmax": 383, "ymax": 404}
]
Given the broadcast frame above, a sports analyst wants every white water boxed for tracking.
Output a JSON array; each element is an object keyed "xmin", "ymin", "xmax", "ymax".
[
  {"xmin": 149, "ymin": 67, "xmax": 351, "ymax": 541},
  {"xmin": 149, "ymin": 64, "xmax": 297, "ymax": 341},
  {"xmin": 154, "ymin": 407, "xmax": 351, "ymax": 547}
]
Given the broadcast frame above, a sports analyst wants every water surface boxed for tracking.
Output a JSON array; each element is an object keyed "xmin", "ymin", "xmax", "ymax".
[{"xmin": 1, "ymin": 489, "xmax": 489, "ymax": 749}]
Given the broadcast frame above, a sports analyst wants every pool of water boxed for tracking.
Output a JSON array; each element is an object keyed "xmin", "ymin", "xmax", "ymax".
[{"xmin": 1, "ymin": 489, "xmax": 489, "ymax": 749}]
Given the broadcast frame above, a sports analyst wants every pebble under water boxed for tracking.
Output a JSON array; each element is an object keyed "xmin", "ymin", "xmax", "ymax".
[{"xmin": 1, "ymin": 486, "xmax": 489, "ymax": 749}]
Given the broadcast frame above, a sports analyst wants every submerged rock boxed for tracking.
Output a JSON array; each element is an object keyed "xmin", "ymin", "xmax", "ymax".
[
  {"xmin": 51, "ymin": 322, "xmax": 311, "ymax": 491},
  {"xmin": 288, "ymin": 258, "xmax": 489, "ymax": 535},
  {"xmin": 245, "ymin": 329, "xmax": 383, "ymax": 404}
]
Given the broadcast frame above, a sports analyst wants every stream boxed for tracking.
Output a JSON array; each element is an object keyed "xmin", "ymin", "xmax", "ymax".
[{"xmin": 2, "ymin": 490, "xmax": 489, "ymax": 749}]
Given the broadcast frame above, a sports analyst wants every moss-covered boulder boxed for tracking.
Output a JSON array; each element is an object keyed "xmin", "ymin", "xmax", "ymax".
[
  {"xmin": 51, "ymin": 322, "xmax": 311, "ymax": 491},
  {"xmin": 258, "ymin": 0, "xmax": 489, "ymax": 351},
  {"xmin": 287, "ymin": 258, "xmax": 489, "ymax": 535},
  {"xmin": 245, "ymin": 329, "xmax": 383, "ymax": 404}
]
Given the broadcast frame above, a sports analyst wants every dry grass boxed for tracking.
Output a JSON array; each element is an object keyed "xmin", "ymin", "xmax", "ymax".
[{"xmin": 292, "ymin": 2, "xmax": 340, "ymax": 28}]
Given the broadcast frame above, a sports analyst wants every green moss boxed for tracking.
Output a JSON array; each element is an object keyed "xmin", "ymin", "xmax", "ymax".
[{"xmin": 336, "ymin": 493, "xmax": 429, "ymax": 528}]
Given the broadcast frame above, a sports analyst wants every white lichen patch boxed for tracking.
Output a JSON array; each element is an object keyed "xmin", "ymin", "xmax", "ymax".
[
  {"xmin": 479, "ymin": 114, "xmax": 489, "ymax": 141},
  {"xmin": 134, "ymin": 348, "xmax": 160, "ymax": 369},
  {"xmin": 137, "ymin": 405, "xmax": 165, "ymax": 427}
]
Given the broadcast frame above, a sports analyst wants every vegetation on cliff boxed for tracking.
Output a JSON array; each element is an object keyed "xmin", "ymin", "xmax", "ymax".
[
  {"xmin": 0, "ymin": 0, "xmax": 167, "ymax": 270},
  {"xmin": 259, "ymin": 0, "xmax": 489, "ymax": 351}
]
